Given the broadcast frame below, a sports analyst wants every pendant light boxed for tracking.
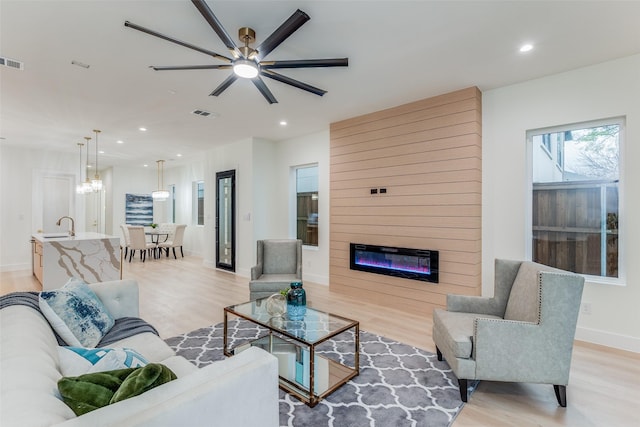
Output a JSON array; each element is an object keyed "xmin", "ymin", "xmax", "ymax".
[
  {"xmin": 91, "ymin": 129, "xmax": 103, "ymax": 191},
  {"xmin": 152, "ymin": 160, "xmax": 170, "ymax": 200},
  {"xmin": 75, "ymin": 142, "xmax": 85, "ymax": 194},
  {"xmin": 81, "ymin": 136, "xmax": 93, "ymax": 193}
]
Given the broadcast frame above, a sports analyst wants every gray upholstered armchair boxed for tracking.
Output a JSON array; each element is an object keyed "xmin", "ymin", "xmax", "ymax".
[
  {"xmin": 432, "ymin": 259, "xmax": 585, "ymax": 407},
  {"xmin": 249, "ymin": 239, "xmax": 302, "ymax": 300}
]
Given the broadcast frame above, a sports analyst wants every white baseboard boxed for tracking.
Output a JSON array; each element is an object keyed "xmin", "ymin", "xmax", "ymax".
[
  {"xmin": 575, "ymin": 326, "xmax": 640, "ymax": 353},
  {"xmin": 0, "ymin": 263, "xmax": 31, "ymax": 272},
  {"xmin": 303, "ymin": 272, "xmax": 329, "ymax": 286}
]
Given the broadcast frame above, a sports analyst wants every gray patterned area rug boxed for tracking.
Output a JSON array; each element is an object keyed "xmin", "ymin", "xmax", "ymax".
[{"xmin": 165, "ymin": 320, "xmax": 472, "ymax": 427}]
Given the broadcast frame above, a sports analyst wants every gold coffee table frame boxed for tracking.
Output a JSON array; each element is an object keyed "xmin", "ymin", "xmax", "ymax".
[{"xmin": 224, "ymin": 300, "xmax": 359, "ymax": 407}]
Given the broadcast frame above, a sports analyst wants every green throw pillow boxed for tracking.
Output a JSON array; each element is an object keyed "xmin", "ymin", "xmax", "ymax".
[
  {"xmin": 58, "ymin": 364, "xmax": 176, "ymax": 416},
  {"xmin": 111, "ymin": 363, "xmax": 176, "ymax": 403}
]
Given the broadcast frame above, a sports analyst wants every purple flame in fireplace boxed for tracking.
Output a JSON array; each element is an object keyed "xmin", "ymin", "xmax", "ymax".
[{"xmin": 354, "ymin": 251, "xmax": 431, "ymax": 274}]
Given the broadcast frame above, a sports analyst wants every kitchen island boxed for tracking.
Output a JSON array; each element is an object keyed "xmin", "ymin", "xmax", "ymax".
[{"xmin": 31, "ymin": 232, "xmax": 121, "ymax": 290}]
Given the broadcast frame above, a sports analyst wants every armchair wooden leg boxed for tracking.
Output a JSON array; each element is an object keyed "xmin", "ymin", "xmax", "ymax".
[
  {"xmin": 436, "ymin": 346, "xmax": 443, "ymax": 361},
  {"xmin": 554, "ymin": 384, "xmax": 567, "ymax": 407},
  {"xmin": 459, "ymin": 379, "xmax": 468, "ymax": 402},
  {"xmin": 172, "ymin": 247, "xmax": 177, "ymax": 259}
]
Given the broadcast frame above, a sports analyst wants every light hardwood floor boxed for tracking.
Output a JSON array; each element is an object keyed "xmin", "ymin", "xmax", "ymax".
[{"xmin": 2, "ymin": 255, "xmax": 637, "ymax": 426}]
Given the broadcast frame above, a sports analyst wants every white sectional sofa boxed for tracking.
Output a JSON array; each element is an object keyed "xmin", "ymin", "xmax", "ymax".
[{"xmin": 0, "ymin": 279, "xmax": 279, "ymax": 427}]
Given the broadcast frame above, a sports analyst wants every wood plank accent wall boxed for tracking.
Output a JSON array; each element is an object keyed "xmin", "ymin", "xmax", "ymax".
[{"xmin": 329, "ymin": 87, "xmax": 482, "ymax": 315}]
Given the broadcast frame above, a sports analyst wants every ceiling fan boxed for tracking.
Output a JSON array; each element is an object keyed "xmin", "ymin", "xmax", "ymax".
[{"xmin": 124, "ymin": 0, "xmax": 348, "ymax": 104}]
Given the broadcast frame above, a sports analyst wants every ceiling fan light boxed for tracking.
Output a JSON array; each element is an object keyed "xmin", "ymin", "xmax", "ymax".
[{"xmin": 233, "ymin": 59, "xmax": 259, "ymax": 78}]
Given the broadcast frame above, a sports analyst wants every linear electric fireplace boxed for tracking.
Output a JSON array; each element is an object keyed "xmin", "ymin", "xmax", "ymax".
[{"xmin": 350, "ymin": 243, "xmax": 439, "ymax": 283}]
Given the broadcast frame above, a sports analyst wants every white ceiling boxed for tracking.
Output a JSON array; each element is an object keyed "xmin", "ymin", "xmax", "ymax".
[{"xmin": 2, "ymin": 0, "xmax": 640, "ymax": 168}]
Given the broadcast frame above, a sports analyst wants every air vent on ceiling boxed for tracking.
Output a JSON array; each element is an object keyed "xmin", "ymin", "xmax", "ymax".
[
  {"xmin": 192, "ymin": 109, "xmax": 213, "ymax": 117},
  {"xmin": 0, "ymin": 56, "xmax": 24, "ymax": 70}
]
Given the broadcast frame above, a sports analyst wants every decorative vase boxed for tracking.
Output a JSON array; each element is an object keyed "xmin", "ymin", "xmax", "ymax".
[
  {"xmin": 286, "ymin": 281, "xmax": 307, "ymax": 321},
  {"xmin": 265, "ymin": 293, "xmax": 287, "ymax": 318}
]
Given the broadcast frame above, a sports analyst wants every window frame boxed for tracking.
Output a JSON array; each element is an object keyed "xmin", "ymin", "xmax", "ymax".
[
  {"xmin": 292, "ymin": 163, "xmax": 319, "ymax": 248},
  {"xmin": 525, "ymin": 117, "xmax": 625, "ymax": 286},
  {"xmin": 193, "ymin": 180, "xmax": 205, "ymax": 227}
]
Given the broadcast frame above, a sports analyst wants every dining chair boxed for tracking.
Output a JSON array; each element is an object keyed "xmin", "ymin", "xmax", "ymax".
[
  {"xmin": 126, "ymin": 225, "xmax": 156, "ymax": 262},
  {"xmin": 158, "ymin": 224, "xmax": 186, "ymax": 259},
  {"xmin": 119, "ymin": 224, "xmax": 131, "ymax": 258}
]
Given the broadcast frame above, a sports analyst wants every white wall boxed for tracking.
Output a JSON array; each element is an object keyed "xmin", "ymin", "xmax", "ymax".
[
  {"xmin": 0, "ymin": 147, "xmax": 81, "ymax": 270},
  {"xmin": 483, "ymin": 54, "xmax": 640, "ymax": 352},
  {"xmin": 110, "ymin": 165, "xmax": 156, "ymax": 237},
  {"xmin": 274, "ymin": 130, "xmax": 330, "ymax": 285}
]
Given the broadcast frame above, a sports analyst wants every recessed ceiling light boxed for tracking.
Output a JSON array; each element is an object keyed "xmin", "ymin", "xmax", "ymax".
[
  {"xmin": 139, "ymin": 127, "xmax": 147, "ymax": 132},
  {"xmin": 99, "ymin": 150, "xmax": 105, "ymax": 154},
  {"xmin": 176, "ymin": 153, "xmax": 182, "ymax": 157},
  {"xmin": 279, "ymin": 121, "xmax": 287, "ymax": 126},
  {"xmin": 143, "ymin": 164, "xmax": 148, "ymax": 167},
  {"xmin": 116, "ymin": 140, "xmax": 124, "ymax": 144},
  {"xmin": 519, "ymin": 43, "xmax": 534, "ymax": 53}
]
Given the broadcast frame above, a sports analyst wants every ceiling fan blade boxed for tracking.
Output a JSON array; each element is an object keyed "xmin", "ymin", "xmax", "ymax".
[
  {"xmin": 124, "ymin": 21, "xmax": 232, "ymax": 63},
  {"xmin": 252, "ymin": 78, "xmax": 278, "ymax": 104},
  {"xmin": 261, "ymin": 58, "xmax": 349, "ymax": 69},
  {"xmin": 151, "ymin": 65, "xmax": 232, "ymax": 71},
  {"xmin": 191, "ymin": 0, "xmax": 241, "ymax": 58},
  {"xmin": 256, "ymin": 9, "xmax": 310, "ymax": 60},
  {"xmin": 260, "ymin": 69, "xmax": 326, "ymax": 97},
  {"xmin": 209, "ymin": 74, "xmax": 238, "ymax": 97}
]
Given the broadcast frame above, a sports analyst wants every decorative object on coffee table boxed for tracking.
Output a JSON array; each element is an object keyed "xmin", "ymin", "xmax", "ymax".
[
  {"xmin": 286, "ymin": 281, "xmax": 306, "ymax": 320},
  {"xmin": 265, "ymin": 293, "xmax": 286, "ymax": 318}
]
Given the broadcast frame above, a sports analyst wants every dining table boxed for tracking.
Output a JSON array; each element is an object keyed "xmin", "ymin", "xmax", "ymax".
[{"xmin": 145, "ymin": 231, "xmax": 169, "ymax": 258}]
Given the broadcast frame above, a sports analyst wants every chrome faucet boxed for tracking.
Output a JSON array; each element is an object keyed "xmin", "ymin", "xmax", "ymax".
[{"xmin": 56, "ymin": 216, "xmax": 75, "ymax": 237}]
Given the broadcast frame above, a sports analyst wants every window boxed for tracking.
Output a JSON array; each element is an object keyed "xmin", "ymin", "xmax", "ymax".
[
  {"xmin": 194, "ymin": 181, "xmax": 204, "ymax": 226},
  {"xmin": 528, "ymin": 118, "xmax": 623, "ymax": 281},
  {"xmin": 295, "ymin": 165, "xmax": 318, "ymax": 246},
  {"xmin": 169, "ymin": 184, "xmax": 176, "ymax": 223}
]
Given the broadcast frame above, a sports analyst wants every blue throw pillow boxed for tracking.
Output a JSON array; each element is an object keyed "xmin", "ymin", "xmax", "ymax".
[{"xmin": 39, "ymin": 277, "xmax": 115, "ymax": 348}]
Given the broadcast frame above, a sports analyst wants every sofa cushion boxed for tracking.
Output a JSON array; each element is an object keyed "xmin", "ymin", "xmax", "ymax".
[
  {"xmin": 504, "ymin": 261, "xmax": 561, "ymax": 323},
  {"xmin": 263, "ymin": 240, "xmax": 298, "ymax": 274},
  {"xmin": 58, "ymin": 364, "xmax": 176, "ymax": 416},
  {"xmin": 108, "ymin": 332, "xmax": 176, "ymax": 362},
  {"xmin": 160, "ymin": 355, "xmax": 199, "ymax": 377},
  {"xmin": 58, "ymin": 346, "xmax": 148, "ymax": 377},
  {"xmin": 433, "ymin": 308, "xmax": 502, "ymax": 359},
  {"xmin": 39, "ymin": 277, "xmax": 115, "ymax": 347},
  {"xmin": 1, "ymin": 305, "xmax": 76, "ymax": 426}
]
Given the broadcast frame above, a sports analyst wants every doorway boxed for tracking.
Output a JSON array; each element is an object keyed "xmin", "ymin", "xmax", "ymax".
[{"xmin": 216, "ymin": 170, "xmax": 235, "ymax": 271}]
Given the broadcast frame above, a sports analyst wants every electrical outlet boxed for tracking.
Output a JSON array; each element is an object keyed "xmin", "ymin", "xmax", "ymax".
[{"xmin": 581, "ymin": 302, "xmax": 592, "ymax": 315}]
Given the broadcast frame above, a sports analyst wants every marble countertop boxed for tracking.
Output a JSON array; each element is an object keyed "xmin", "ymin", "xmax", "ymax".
[{"xmin": 32, "ymin": 232, "xmax": 118, "ymax": 242}]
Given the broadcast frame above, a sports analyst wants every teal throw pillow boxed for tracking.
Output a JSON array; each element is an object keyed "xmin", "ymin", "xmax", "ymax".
[{"xmin": 58, "ymin": 346, "xmax": 148, "ymax": 377}]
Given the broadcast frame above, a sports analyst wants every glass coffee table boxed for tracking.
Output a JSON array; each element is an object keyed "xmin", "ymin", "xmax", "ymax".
[{"xmin": 224, "ymin": 299, "xmax": 359, "ymax": 407}]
